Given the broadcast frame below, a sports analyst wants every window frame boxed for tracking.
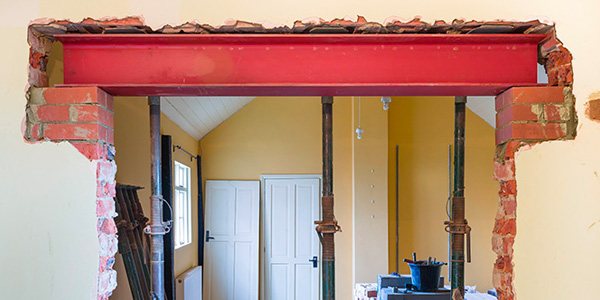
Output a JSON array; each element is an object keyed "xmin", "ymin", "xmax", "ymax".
[{"xmin": 173, "ymin": 161, "xmax": 192, "ymax": 249}]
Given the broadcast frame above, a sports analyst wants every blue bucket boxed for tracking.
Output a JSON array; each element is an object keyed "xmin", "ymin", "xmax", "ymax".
[{"xmin": 407, "ymin": 263, "xmax": 443, "ymax": 292}]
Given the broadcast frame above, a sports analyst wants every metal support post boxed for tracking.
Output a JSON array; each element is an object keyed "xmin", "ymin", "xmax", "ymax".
[
  {"xmin": 145, "ymin": 96, "xmax": 169, "ymax": 300},
  {"xmin": 315, "ymin": 96, "xmax": 340, "ymax": 300},
  {"xmin": 445, "ymin": 96, "xmax": 471, "ymax": 300}
]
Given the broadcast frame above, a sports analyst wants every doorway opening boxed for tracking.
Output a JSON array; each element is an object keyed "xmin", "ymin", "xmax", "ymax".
[{"xmin": 26, "ymin": 16, "xmax": 575, "ymax": 300}]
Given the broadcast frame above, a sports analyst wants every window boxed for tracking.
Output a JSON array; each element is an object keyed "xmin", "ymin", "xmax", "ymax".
[{"xmin": 174, "ymin": 161, "xmax": 192, "ymax": 249}]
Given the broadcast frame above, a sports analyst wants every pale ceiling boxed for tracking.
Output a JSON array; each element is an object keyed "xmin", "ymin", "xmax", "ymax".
[{"xmin": 161, "ymin": 96, "xmax": 255, "ymax": 140}]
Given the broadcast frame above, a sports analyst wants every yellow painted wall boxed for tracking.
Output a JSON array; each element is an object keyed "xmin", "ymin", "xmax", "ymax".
[
  {"xmin": 200, "ymin": 96, "xmax": 354, "ymax": 300},
  {"xmin": 111, "ymin": 97, "xmax": 200, "ymax": 299},
  {"xmin": 387, "ymin": 97, "xmax": 498, "ymax": 291},
  {"xmin": 351, "ymin": 97, "xmax": 389, "ymax": 284},
  {"xmin": 1, "ymin": 0, "xmax": 600, "ymax": 298}
]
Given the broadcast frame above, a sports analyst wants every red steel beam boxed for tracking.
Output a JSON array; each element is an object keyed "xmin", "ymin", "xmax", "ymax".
[{"xmin": 56, "ymin": 34, "xmax": 548, "ymax": 96}]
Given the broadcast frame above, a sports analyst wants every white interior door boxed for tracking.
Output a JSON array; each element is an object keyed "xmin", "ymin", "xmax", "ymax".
[
  {"xmin": 263, "ymin": 176, "xmax": 320, "ymax": 300},
  {"xmin": 204, "ymin": 180, "xmax": 259, "ymax": 300}
]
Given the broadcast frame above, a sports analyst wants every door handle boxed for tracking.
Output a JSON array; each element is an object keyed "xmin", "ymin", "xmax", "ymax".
[
  {"xmin": 309, "ymin": 256, "xmax": 318, "ymax": 268},
  {"xmin": 205, "ymin": 230, "xmax": 215, "ymax": 242}
]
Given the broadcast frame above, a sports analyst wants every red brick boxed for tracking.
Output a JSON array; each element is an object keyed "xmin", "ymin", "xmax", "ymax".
[
  {"xmin": 96, "ymin": 92, "xmax": 107, "ymax": 108},
  {"xmin": 106, "ymin": 127, "xmax": 114, "ymax": 145},
  {"xmin": 29, "ymin": 49, "xmax": 47, "ymax": 71},
  {"xmin": 493, "ymin": 219, "xmax": 504, "ymax": 234},
  {"xmin": 28, "ymin": 68, "xmax": 46, "ymax": 88},
  {"xmin": 502, "ymin": 236, "xmax": 515, "ymax": 255},
  {"xmin": 547, "ymin": 65, "xmax": 573, "ymax": 86},
  {"xmin": 502, "ymin": 273, "xmax": 514, "ymax": 289},
  {"xmin": 502, "ymin": 199, "xmax": 517, "ymax": 216},
  {"xmin": 504, "ymin": 141, "xmax": 523, "ymax": 159},
  {"xmin": 37, "ymin": 105, "xmax": 71, "ymax": 122},
  {"xmin": 65, "ymin": 103, "xmax": 114, "ymax": 127},
  {"xmin": 98, "ymin": 218, "xmax": 117, "ymax": 235},
  {"xmin": 495, "ymin": 126, "xmax": 504, "ymax": 145},
  {"xmin": 511, "ymin": 123, "xmax": 550, "ymax": 140},
  {"xmin": 29, "ymin": 123, "xmax": 42, "ymax": 140},
  {"xmin": 43, "ymin": 87, "xmax": 100, "ymax": 104},
  {"xmin": 539, "ymin": 34, "xmax": 561, "ymax": 58},
  {"xmin": 545, "ymin": 46, "xmax": 572, "ymax": 70},
  {"xmin": 98, "ymin": 126, "xmax": 110, "ymax": 144},
  {"xmin": 495, "ymin": 92, "xmax": 506, "ymax": 111},
  {"xmin": 497, "ymin": 289, "xmax": 513, "ymax": 300},
  {"xmin": 70, "ymin": 104, "xmax": 99, "ymax": 122},
  {"xmin": 100, "ymin": 109, "xmax": 114, "ymax": 128},
  {"xmin": 498, "ymin": 180, "xmax": 517, "ymax": 197},
  {"xmin": 97, "ymin": 160, "xmax": 116, "ymax": 182},
  {"xmin": 96, "ymin": 197, "xmax": 115, "ymax": 218},
  {"xmin": 498, "ymin": 122, "xmax": 566, "ymax": 143},
  {"xmin": 500, "ymin": 218, "xmax": 516, "ymax": 236},
  {"xmin": 494, "ymin": 160, "xmax": 515, "ymax": 182},
  {"xmin": 492, "ymin": 234, "xmax": 503, "ymax": 255},
  {"xmin": 505, "ymin": 123, "xmax": 543, "ymax": 140},
  {"xmin": 543, "ymin": 123, "xmax": 566, "ymax": 139},
  {"xmin": 544, "ymin": 104, "xmax": 563, "ymax": 121},
  {"xmin": 97, "ymin": 181, "xmax": 104, "ymax": 198},
  {"xmin": 497, "ymin": 105, "xmax": 540, "ymax": 128},
  {"xmin": 504, "ymin": 86, "xmax": 565, "ymax": 105},
  {"xmin": 104, "ymin": 182, "xmax": 116, "ymax": 197},
  {"xmin": 44, "ymin": 123, "xmax": 101, "ymax": 141},
  {"xmin": 495, "ymin": 256, "xmax": 505, "ymax": 270},
  {"xmin": 96, "ymin": 181, "xmax": 116, "ymax": 198},
  {"xmin": 99, "ymin": 256, "xmax": 109, "ymax": 273},
  {"xmin": 106, "ymin": 95, "xmax": 114, "ymax": 112}
]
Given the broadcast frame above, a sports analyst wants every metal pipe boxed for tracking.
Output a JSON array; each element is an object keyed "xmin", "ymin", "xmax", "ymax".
[
  {"xmin": 447, "ymin": 145, "xmax": 452, "ymax": 280},
  {"xmin": 321, "ymin": 96, "xmax": 335, "ymax": 300},
  {"xmin": 450, "ymin": 96, "xmax": 466, "ymax": 300},
  {"xmin": 395, "ymin": 145, "xmax": 400, "ymax": 274},
  {"xmin": 174, "ymin": 145, "xmax": 198, "ymax": 161},
  {"xmin": 147, "ymin": 96, "xmax": 166, "ymax": 300}
]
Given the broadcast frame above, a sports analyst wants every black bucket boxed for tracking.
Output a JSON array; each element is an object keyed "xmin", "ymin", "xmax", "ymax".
[{"xmin": 407, "ymin": 263, "xmax": 443, "ymax": 292}]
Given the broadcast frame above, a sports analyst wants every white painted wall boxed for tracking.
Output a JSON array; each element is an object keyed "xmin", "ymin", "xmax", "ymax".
[
  {"xmin": 0, "ymin": 27, "xmax": 99, "ymax": 300},
  {"xmin": 1, "ymin": 0, "xmax": 599, "ymax": 298}
]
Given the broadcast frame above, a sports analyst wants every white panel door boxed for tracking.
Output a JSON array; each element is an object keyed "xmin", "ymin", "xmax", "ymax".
[
  {"xmin": 204, "ymin": 180, "xmax": 259, "ymax": 300},
  {"xmin": 264, "ymin": 177, "xmax": 320, "ymax": 300}
]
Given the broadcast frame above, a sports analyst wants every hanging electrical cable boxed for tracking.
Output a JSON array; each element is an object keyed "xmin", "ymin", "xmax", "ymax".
[{"xmin": 355, "ymin": 96, "xmax": 363, "ymax": 139}]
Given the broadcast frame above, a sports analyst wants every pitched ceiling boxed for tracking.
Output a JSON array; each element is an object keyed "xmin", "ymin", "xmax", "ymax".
[{"xmin": 161, "ymin": 96, "xmax": 254, "ymax": 140}]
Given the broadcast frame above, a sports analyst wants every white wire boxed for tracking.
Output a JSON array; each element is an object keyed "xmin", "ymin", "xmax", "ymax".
[{"xmin": 358, "ymin": 96, "xmax": 362, "ymax": 126}]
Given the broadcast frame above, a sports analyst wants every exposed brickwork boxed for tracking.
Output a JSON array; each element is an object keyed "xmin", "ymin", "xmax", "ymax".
[
  {"xmin": 539, "ymin": 35, "xmax": 574, "ymax": 87},
  {"xmin": 495, "ymin": 86, "xmax": 576, "ymax": 145},
  {"xmin": 492, "ymin": 85, "xmax": 577, "ymax": 299},
  {"xmin": 25, "ymin": 87, "xmax": 114, "ymax": 144},
  {"xmin": 96, "ymin": 155, "xmax": 118, "ymax": 299},
  {"xmin": 491, "ymin": 143, "xmax": 521, "ymax": 300},
  {"xmin": 27, "ymin": 26, "xmax": 52, "ymax": 88},
  {"xmin": 25, "ymin": 87, "xmax": 118, "ymax": 299}
]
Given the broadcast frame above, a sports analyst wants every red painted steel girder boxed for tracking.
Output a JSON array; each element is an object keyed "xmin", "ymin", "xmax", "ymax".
[{"xmin": 56, "ymin": 34, "xmax": 548, "ymax": 96}]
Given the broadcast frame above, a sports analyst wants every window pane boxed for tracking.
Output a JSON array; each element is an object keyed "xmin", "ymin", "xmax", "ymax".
[{"xmin": 174, "ymin": 161, "xmax": 192, "ymax": 248}]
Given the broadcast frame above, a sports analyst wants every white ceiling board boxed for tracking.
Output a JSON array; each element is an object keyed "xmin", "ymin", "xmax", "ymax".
[
  {"xmin": 161, "ymin": 97, "xmax": 255, "ymax": 140},
  {"xmin": 467, "ymin": 96, "xmax": 496, "ymax": 128},
  {"xmin": 161, "ymin": 98, "xmax": 202, "ymax": 138}
]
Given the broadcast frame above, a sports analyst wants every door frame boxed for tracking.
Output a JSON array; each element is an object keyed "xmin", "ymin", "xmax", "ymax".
[
  {"xmin": 204, "ymin": 180, "xmax": 261, "ymax": 300},
  {"xmin": 260, "ymin": 174, "xmax": 323, "ymax": 300}
]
